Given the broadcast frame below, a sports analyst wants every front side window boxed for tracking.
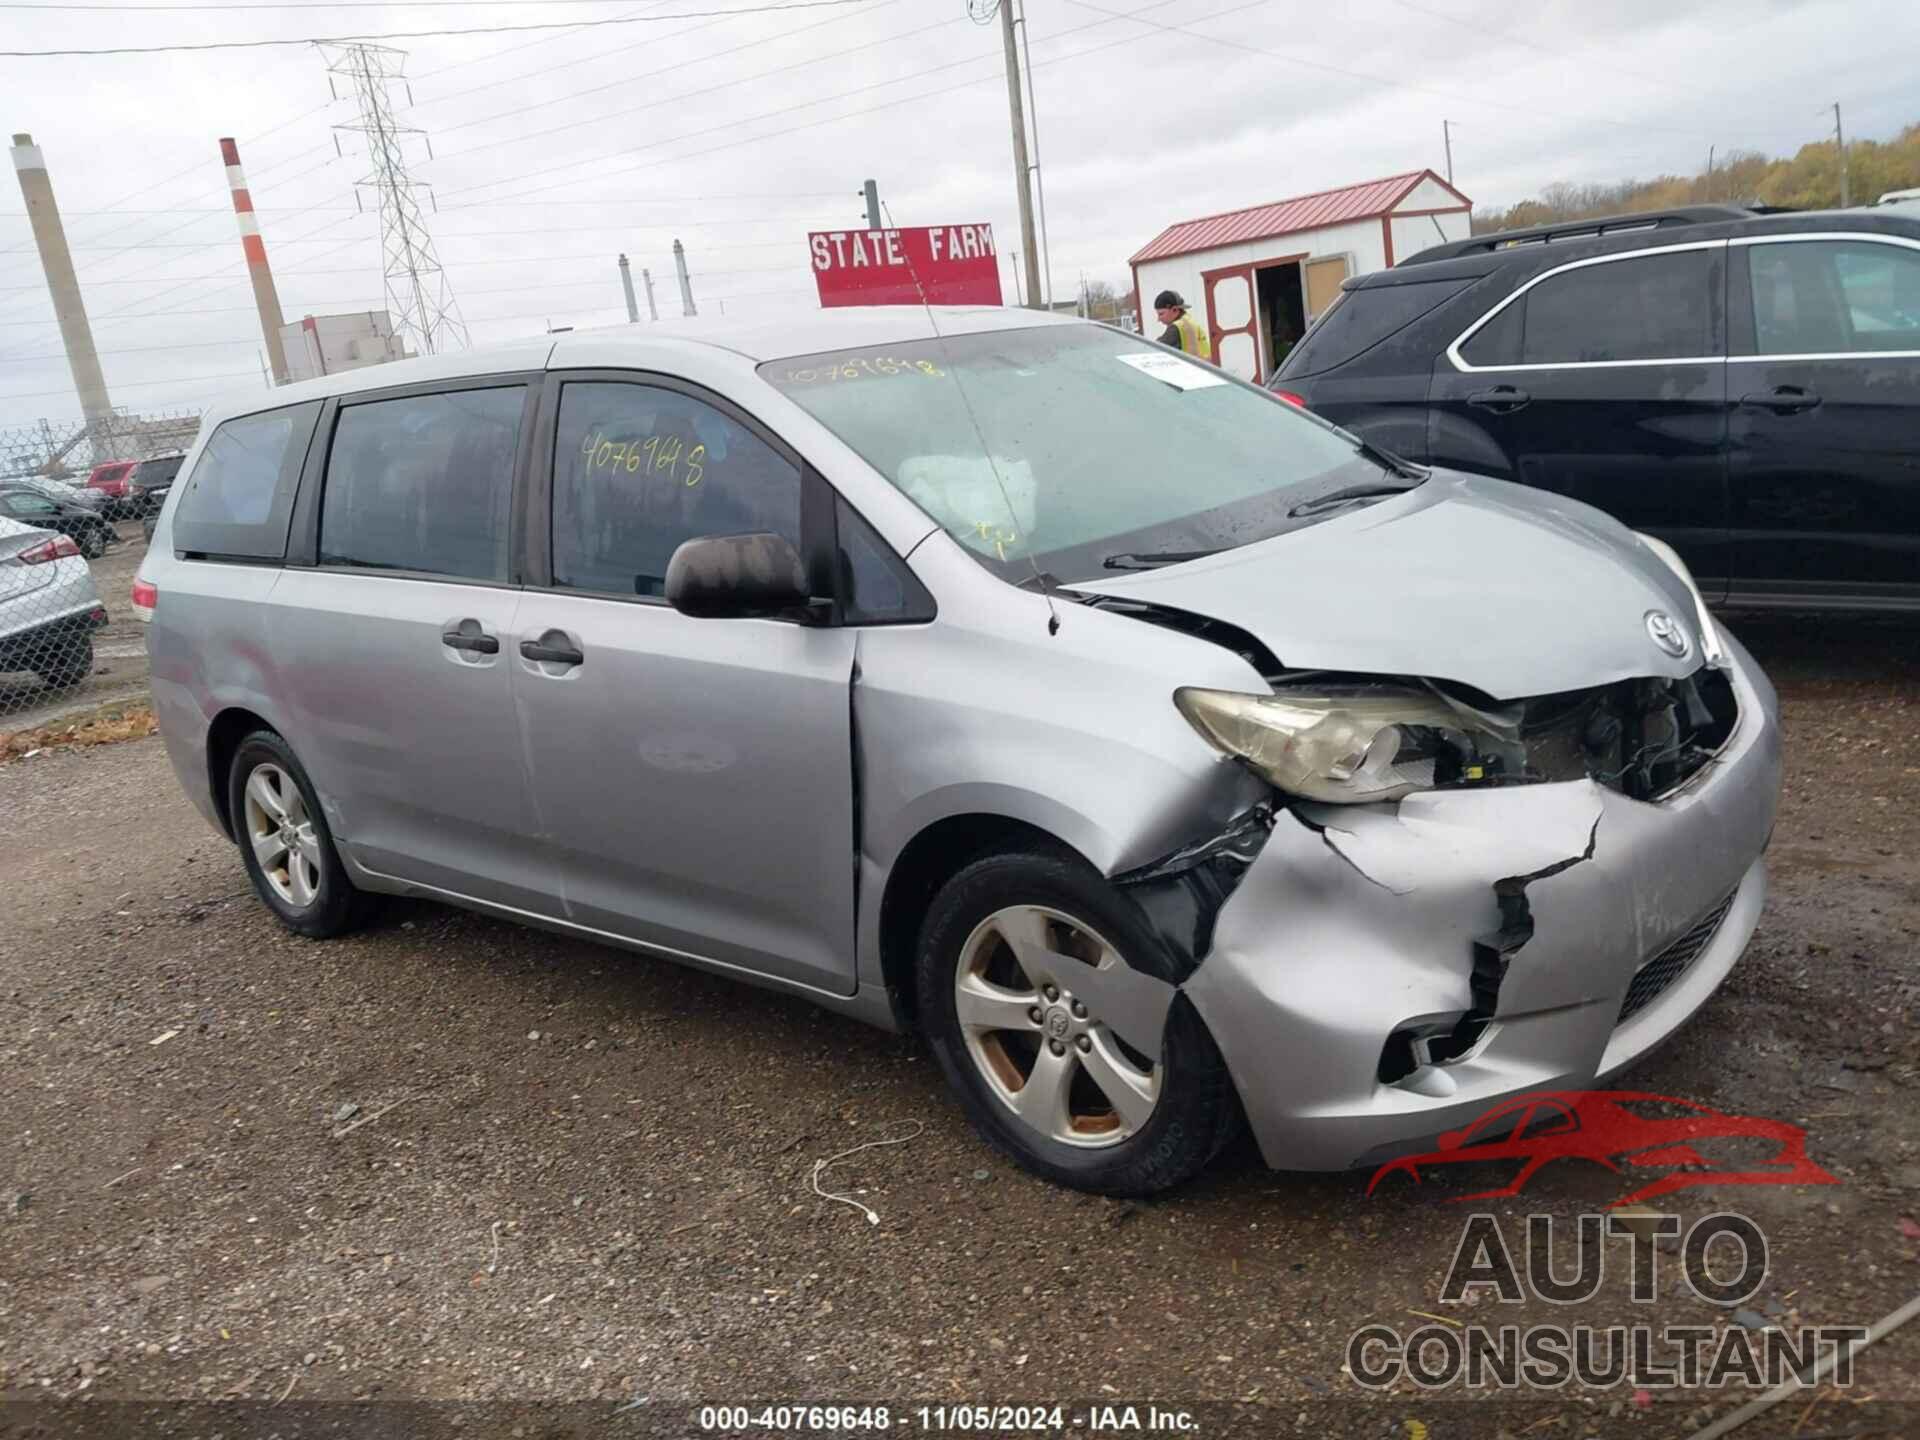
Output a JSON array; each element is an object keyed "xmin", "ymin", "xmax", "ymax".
[
  {"xmin": 319, "ymin": 387, "xmax": 524, "ymax": 582},
  {"xmin": 1750, "ymin": 239, "xmax": 1920, "ymax": 354},
  {"xmin": 761, "ymin": 325, "xmax": 1401, "ymax": 586},
  {"xmin": 551, "ymin": 381, "xmax": 801, "ymax": 598},
  {"xmin": 172, "ymin": 402, "xmax": 321, "ymax": 558}
]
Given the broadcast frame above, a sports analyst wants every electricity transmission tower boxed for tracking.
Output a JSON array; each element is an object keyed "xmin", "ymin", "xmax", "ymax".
[{"xmin": 322, "ymin": 42, "xmax": 469, "ymax": 355}]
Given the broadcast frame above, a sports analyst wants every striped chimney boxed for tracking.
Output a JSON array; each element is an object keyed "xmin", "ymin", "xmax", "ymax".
[{"xmin": 221, "ymin": 137, "xmax": 289, "ymax": 385}]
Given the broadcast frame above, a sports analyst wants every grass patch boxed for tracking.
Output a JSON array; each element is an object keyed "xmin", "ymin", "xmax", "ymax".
[{"xmin": 1, "ymin": 702, "xmax": 158, "ymax": 764}]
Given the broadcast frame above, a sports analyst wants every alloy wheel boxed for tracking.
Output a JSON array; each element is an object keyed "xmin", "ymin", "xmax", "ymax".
[
  {"xmin": 241, "ymin": 762, "xmax": 323, "ymax": 908},
  {"xmin": 954, "ymin": 904, "xmax": 1161, "ymax": 1148}
]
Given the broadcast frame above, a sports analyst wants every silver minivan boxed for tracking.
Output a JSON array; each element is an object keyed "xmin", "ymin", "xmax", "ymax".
[{"xmin": 139, "ymin": 308, "xmax": 1780, "ymax": 1195}]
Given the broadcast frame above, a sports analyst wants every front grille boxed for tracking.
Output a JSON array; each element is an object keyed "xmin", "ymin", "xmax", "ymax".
[{"xmin": 1617, "ymin": 889, "xmax": 1738, "ymax": 1024}]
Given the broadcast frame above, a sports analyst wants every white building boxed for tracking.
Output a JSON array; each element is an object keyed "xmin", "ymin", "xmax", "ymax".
[
  {"xmin": 1129, "ymin": 170, "xmax": 1473, "ymax": 384},
  {"xmin": 277, "ymin": 310, "xmax": 410, "ymax": 383}
]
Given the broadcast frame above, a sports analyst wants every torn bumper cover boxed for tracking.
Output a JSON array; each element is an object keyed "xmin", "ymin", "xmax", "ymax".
[{"xmin": 1182, "ymin": 634, "xmax": 1781, "ymax": 1173}]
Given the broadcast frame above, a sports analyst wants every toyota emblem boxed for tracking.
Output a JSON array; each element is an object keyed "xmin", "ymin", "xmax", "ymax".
[{"xmin": 1645, "ymin": 610, "xmax": 1691, "ymax": 659}]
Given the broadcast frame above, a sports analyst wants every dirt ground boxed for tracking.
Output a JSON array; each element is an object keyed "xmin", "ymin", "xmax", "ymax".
[{"xmin": 1, "ymin": 615, "xmax": 1916, "ymax": 1439}]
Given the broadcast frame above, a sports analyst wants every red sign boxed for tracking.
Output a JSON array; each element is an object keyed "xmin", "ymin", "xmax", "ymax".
[{"xmin": 808, "ymin": 224, "xmax": 1004, "ymax": 308}]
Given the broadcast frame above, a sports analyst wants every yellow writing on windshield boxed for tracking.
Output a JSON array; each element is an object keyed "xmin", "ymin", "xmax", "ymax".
[{"xmin": 782, "ymin": 355, "xmax": 945, "ymax": 385}]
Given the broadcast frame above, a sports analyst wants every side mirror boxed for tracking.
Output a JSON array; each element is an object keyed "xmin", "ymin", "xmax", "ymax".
[{"xmin": 664, "ymin": 532, "xmax": 816, "ymax": 619}]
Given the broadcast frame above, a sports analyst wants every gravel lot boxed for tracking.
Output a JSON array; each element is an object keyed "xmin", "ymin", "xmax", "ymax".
[{"xmin": 1, "ymin": 616, "xmax": 1916, "ymax": 1437}]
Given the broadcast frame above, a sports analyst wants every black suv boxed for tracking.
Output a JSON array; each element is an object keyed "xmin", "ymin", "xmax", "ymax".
[{"xmin": 1271, "ymin": 206, "xmax": 1920, "ymax": 613}]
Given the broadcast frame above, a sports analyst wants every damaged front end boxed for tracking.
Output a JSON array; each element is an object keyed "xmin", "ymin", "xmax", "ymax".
[{"xmin": 1102, "ymin": 633, "xmax": 1779, "ymax": 1174}]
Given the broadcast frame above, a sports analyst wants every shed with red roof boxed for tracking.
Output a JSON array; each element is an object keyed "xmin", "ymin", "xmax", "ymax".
[{"xmin": 1129, "ymin": 169, "xmax": 1471, "ymax": 384}]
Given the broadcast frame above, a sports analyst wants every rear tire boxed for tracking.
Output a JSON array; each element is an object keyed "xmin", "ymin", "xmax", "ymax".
[
  {"xmin": 33, "ymin": 636, "xmax": 93, "ymax": 689},
  {"xmin": 916, "ymin": 847, "xmax": 1243, "ymax": 1196},
  {"xmin": 227, "ymin": 729, "xmax": 376, "ymax": 938}
]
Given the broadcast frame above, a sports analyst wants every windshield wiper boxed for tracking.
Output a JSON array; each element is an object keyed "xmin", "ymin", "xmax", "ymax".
[
  {"xmin": 1354, "ymin": 436, "xmax": 1428, "ymax": 479},
  {"xmin": 1101, "ymin": 549, "xmax": 1224, "ymax": 571},
  {"xmin": 1286, "ymin": 481, "xmax": 1421, "ymax": 518}
]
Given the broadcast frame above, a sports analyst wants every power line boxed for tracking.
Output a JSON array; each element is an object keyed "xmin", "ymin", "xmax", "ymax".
[
  {"xmin": 427, "ymin": 0, "xmax": 921, "ymax": 143},
  {"xmin": 1060, "ymin": 0, "xmax": 1809, "ymax": 145},
  {"xmin": 437, "ymin": 0, "xmax": 1228, "ymax": 208},
  {"xmin": 0, "ymin": 0, "xmax": 880, "ymax": 54}
]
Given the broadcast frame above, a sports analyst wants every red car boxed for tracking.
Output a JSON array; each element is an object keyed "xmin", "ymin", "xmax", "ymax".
[
  {"xmin": 1366, "ymin": 1090, "xmax": 1837, "ymax": 1208},
  {"xmin": 84, "ymin": 460, "xmax": 139, "ymax": 519}
]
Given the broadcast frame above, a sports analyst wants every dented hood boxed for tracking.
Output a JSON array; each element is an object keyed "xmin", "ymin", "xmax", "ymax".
[{"xmin": 1072, "ymin": 471, "xmax": 1702, "ymax": 700}]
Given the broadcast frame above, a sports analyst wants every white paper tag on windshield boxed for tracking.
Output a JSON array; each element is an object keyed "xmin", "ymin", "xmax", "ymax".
[{"xmin": 1115, "ymin": 351, "xmax": 1229, "ymax": 390}]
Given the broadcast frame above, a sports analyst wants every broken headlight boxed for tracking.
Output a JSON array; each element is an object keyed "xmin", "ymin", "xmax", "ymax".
[{"xmin": 1174, "ymin": 686, "xmax": 1527, "ymax": 804}]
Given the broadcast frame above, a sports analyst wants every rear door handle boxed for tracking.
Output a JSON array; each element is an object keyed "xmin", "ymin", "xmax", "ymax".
[
  {"xmin": 440, "ymin": 627, "xmax": 499, "ymax": 654},
  {"xmin": 1739, "ymin": 386, "xmax": 1821, "ymax": 414},
  {"xmin": 1467, "ymin": 385, "xmax": 1531, "ymax": 414},
  {"xmin": 521, "ymin": 633, "xmax": 584, "ymax": 667}
]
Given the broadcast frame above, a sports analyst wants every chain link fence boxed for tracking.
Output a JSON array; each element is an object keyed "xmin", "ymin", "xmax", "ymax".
[{"xmin": 0, "ymin": 409, "xmax": 204, "ymax": 725}]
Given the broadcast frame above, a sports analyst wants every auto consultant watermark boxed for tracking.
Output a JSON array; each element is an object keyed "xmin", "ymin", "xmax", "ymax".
[
  {"xmin": 1365, "ymin": 1089, "xmax": 1839, "ymax": 1209},
  {"xmin": 1346, "ymin": 1212, "xmax": 1870, "ymax": 1392}
]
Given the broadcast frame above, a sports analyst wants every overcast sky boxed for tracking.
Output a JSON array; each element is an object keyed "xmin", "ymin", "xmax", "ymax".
[{"xmin": 2, "ymin": 0, "xmax": 1915, "ymax": 429}]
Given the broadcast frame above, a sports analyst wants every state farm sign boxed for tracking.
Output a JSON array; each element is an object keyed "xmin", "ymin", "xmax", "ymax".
[{"xmin": 808, "ymin": 224, "xmax": 1004, "ymax": 308}]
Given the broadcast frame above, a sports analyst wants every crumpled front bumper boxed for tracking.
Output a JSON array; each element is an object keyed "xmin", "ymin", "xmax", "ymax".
[{"xmin": 1183, "ymin": 633, "xmax": 1782, "ymax": 1173}]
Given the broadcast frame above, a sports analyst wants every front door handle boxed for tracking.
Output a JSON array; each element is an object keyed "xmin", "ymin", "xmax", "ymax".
[
  {"xmin": 1467, "ymin": 385, "xmax": 1531, "ymax": 414},
  {"xmin": 1739, "ymin": 386, "xmax": 1821, "ymax": 414},
  {"xmin": 520, "ymin": 632, "xmax": 584, "ymax": 667},
  {"xmin": 440, "ymin": 626, "xmax": 499, "ymax": 654}
]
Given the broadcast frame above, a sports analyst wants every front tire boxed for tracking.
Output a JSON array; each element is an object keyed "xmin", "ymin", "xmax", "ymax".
[
  {"xmin": 916, "ymin": 848, "xmax": 1242, "ymax": 1196},
  {"xmin": 227, "ymin": 730, "xmax": 375, "ymax": 938}
]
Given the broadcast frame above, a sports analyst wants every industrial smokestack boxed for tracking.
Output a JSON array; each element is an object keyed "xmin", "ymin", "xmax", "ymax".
[
  {"xmin": 220, "ymin": 137, "xmax": 290, "ymax": 385},
  {"xmin": 618, "ymin": 253, "xmax": 639, "ymax": 324},
  {"xmin": 10, "ymin": 133, "xmax": 113, "ymax": 427},
  {"xmin": 640, "ymin": 267, "xmax": 658, "ymax": 321},
  {"xmin": 673, "ymin": 239, "xmax": 696, "ymax": 317}
]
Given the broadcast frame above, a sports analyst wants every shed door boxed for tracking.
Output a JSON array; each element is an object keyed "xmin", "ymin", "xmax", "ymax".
[
  {"xmin": 1203, "ymin": 264, "xmax": 1259, "ymax": 381},
  {"xmin": 1304, "ymin": 255, "xmax": 1351, "ymax": 326}
]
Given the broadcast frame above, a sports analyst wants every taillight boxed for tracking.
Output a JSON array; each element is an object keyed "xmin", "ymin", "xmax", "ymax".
[
  {"xmin": 1274, "ymin": 390, "xmax": 1308, "ymax": 408},
  {"xmin": 131, "ymin": 577, "xmax": 158, "ymax": 622},
  {"xmin": 18, "ymin": 534, "xmax": 81, "ymax": 565}
]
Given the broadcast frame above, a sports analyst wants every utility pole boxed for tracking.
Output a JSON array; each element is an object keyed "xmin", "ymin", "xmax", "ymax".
[
  {"xmin": 673, "ymin": 239, "xmax": 696, "ymax": 317},
  {"xmin": 1833, "ymin": 102, "xmax": 1850, "ymax": 207},
  {"xmin": 641, "ymin": 267, "xmax": 659, "ymax": 321},
  {"xmin": 1013, "ymin": 0, "xmax": 1052, "ymax": 307},
  {"xmin": 618, "ymin": 253, "xmax": 639, "ymax": 323},
  {"xmin": 1442, "ymin": 120, "xmax": 1454, "ymax": 186},
  {"xmin": 1706, "ymin": 145, "xmax": 1715, "ymax": 202},
  {"xmin": 862, "ymin": 179, "xmax": 882, "ymax": 232},
  {"xmin": 997, "ymin": 0, "xmax": 1042, "ymax": 310},
  {"xmin": 1010, "ymin": 251, "xmax": 1024, "ymax": 306}
]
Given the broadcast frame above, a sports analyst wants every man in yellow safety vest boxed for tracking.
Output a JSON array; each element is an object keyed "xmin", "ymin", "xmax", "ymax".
[{"xmin": 1152, "ymin": 290, "xmax": 1212, "ymax": 361}]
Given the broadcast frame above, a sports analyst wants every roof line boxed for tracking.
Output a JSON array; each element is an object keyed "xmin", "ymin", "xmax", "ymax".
[{"xmin": 1128, "ymin": 169, "xmax": 1466, "ymax": 265}]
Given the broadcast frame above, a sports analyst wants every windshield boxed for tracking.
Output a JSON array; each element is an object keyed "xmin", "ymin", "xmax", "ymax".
[{"xmin": 759, "ymin": 323, "xmax": 1405, "ymax": 585}]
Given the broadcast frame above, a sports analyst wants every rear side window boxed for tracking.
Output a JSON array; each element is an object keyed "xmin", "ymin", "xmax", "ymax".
[
  {"xmin": 172, "ymin": 402, "xmax": 321, "ymax": 558},
  {"xmin": 1461, "ymin": 250, "xmax": 1716, "ymax": 366},
  {"xmin": 319, "ymin": 387, "xmax": 525, "ymax": 582},
  {"xmin": 551, "ymin": 381, "xmax": 801, "ymax": 599},
  {"xmin": 1279, "ymin": 277, "xmax": 1473, "ymax": 377}
]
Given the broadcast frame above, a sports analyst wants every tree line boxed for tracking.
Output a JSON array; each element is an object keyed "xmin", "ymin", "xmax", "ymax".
[{"xmin": 1473, "ymin": 122, "xmax": 1920, "ymax": 231}]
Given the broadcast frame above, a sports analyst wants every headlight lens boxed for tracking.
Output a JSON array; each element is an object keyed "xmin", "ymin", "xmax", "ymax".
[{"xmin": 1174, "ymin": 686, "xmax": 1525, "ymax": 804}]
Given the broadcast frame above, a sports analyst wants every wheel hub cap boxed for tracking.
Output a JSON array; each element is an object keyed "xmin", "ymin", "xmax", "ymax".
[{"xmin": 954, "ymin": 904, "xmax": 1161, "ymax": 1150}]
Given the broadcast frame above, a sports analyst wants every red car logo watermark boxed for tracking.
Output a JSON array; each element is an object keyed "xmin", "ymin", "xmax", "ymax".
[{"xmin": 1367, "ymin": 1090, "xmax": 1838, "ymax": 1208}]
